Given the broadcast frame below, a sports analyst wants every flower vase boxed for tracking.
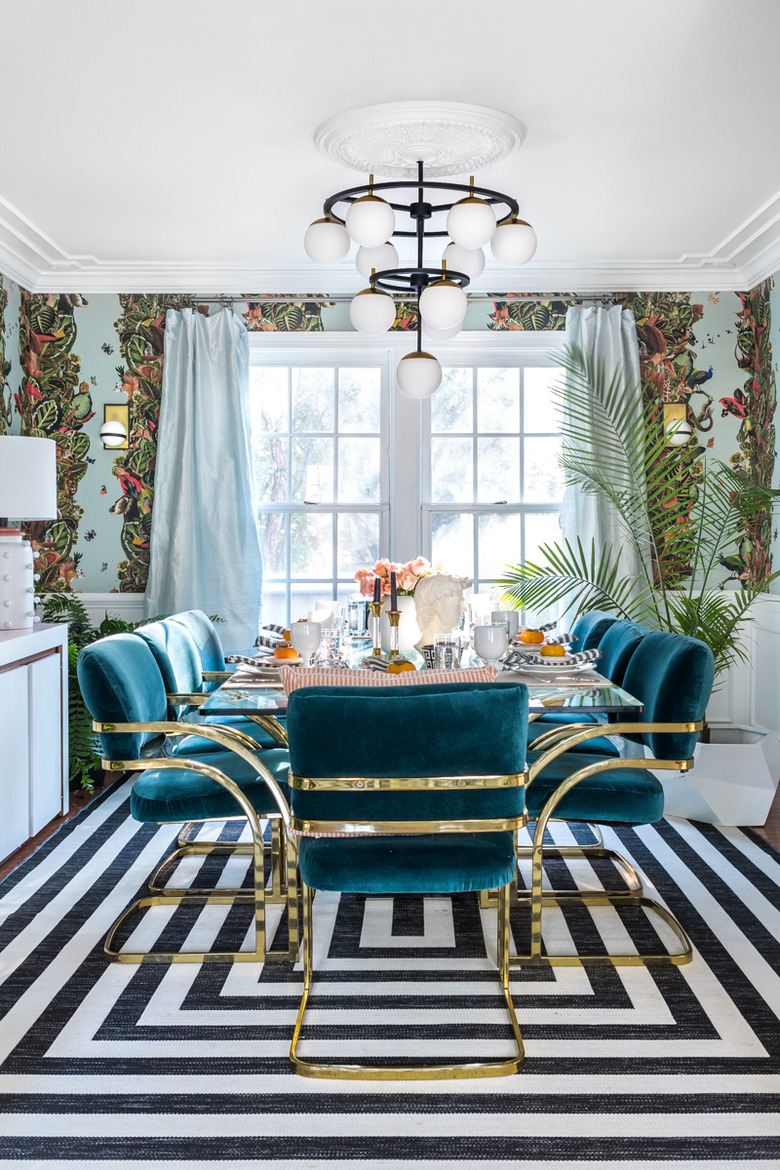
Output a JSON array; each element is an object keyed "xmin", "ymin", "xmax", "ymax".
[{"xmin": 380, "ymin": 594, "xmax": 421, "ymax": 655}]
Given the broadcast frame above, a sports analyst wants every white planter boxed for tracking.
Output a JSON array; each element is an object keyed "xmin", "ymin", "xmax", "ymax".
[
  {"xmin": 380, "ymin": 594, "xmax": 421, "ymax": 656},
  {"xmin": 656, "ymin": 725, "xmax": 780, "ymax": 827}
]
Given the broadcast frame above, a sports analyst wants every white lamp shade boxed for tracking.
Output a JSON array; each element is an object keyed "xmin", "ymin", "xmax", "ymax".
[
  {"xmin": 423, "ymin": 320, "xmax": 462, "ymax": 341},
  {"xmin": 441, "ymin": 242, "xmax": 485, "ymax": 281},
  {"xmin": 356, "ymin": 241, "xmax": 399, "ymax": 279},
  {"xmin": 349, "ymin": 288, "xmax": 397, "ymax": 335},
  {"xmin": 397, "ymin": 351, "xmax": 442, "ymax": 398},
  {"xmin": 446, "ymin": 197, "xmax": 497, "ymax": 249},
  {"xmin": 419, "ymin": 280, "xmax": 468, "ymax": 331},
  {"xmin": 491, "ymin": 218, "xmax": 537, "ymax": 265},
  {"xmin": 666, "ymin": 420, "xmax": 694, "ymax": 447},
  {"xmin": 100, "ymin": 419, "xmax": 128, "ymax": 448},
  {"xmin": 0, "ymin": 436, "xmax": 57, "ymax": 522},
  {"xmin": 304, "ymin": 217, "xmax": 350, "ymax": 263},
  {"xmin": 345, "ymin": 196, "xmax": 395, "ymax": 247}
]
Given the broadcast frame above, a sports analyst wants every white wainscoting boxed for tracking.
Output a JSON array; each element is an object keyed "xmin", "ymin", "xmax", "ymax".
[{"xmin": 39, "ymin": 592, "xmax": 147, "ymax": 629}]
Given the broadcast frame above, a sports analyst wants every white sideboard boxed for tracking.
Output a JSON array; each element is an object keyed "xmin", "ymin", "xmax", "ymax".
[{"xmin": 0, "ymin": 623, "xmax": 68, "ymax": 862}]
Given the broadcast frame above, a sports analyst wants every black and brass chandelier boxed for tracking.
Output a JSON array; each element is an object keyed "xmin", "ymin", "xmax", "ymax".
[{"xmin": 303, "ymin": 103, "xmax": 537, "ymax": 397}]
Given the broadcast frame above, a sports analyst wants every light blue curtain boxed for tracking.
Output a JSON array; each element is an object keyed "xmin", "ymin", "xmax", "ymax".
[
  {"xmin": 559, "ymin": 304, "xmax": 646, "ymax": 586},
  {"xmin": 145, "ymin": 309, "xmax": 263, "ymax": 654}
]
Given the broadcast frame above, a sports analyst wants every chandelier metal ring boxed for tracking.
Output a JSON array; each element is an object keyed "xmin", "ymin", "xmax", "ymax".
[
  {"xmin": 323, "ymin": 179, "xmax": 520, "ymax": 236},
  {"xmin": 370, "ymin": 266, "xmax": 469, "ymax": 294}
]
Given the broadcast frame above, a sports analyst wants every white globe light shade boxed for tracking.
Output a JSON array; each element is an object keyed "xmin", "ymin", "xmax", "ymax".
[
  {"xmin": 423, "ymin": 320, "xmax": 462, "ymax": 341},
  {"xmin": 349, "ymin": 288, "xmax": 397, "ymax": 335},
  {"xmin": 303, "ymin": 217, "xmax": 350, "ymax": 263},
  {"xmin": 446, "ymin": 197, "xmax": 497, "ymax": 249},
  {"xmin": 666, "ymin": 420, "xmax": 693, "ymax": 447},
  {"xmin": 345, "ymin": 195, "xmax": 395, "ymax": 247},
  {"xmin": 441, "ymin": 242, "xmax": 484, "ymax": 281},
  {"xmin": 491, "ymin": 218, "xmax": 537, "ymax": 265},
  {"xmin": 99, "ymin": 419, "xmax": 128, "ymax": 449},
  {"xmin": 356, "ymin": 241, "xmax": 399, "ymax": 279},
  {"xmin": 396, "ymin": 351, "xmax": 442, "ymax": 399},
  {"xmin": 419, "ymin": 279, "xmax": 468, "ymax": 331}
]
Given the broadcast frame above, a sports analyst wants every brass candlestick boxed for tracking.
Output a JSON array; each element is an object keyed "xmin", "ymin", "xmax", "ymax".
[
  {"xmin": 386, "ymin": 609, "xmax": 401, "ymax": 658},
  {"xmin": 368, "ymin": 599, "xmax": 385, "ymax": 656}
]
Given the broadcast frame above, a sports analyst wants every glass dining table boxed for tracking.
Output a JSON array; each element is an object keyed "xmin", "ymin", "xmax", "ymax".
[{"xmin": 199, "ymin": 671, "xmax": 644, "ymax": 722}]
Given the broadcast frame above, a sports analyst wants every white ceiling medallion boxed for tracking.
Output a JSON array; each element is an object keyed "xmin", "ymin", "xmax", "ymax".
[{"xmin": 314, "ymin": 101, "xmax": 527, "ymax": 178}]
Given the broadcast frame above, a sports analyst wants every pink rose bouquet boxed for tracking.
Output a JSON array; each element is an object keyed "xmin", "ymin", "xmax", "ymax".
[{"xmin": 355, "ymin": 556, "xmax": 432, "ymax": 597}]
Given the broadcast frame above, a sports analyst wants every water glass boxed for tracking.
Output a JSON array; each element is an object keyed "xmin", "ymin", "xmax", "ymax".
[
  {"xmin": 347, "ymin": 599, "xmax": 369, "ymax": 637},
  {"xmin": 491, "ymin": 609, "xmax": 519, "ymax": 639},
  {"xmin": 434, "ymin": 632, "xmax": 462, "ymax": 670},
  {"xmin": 290, "ymin": 620, "xmax": 321, "ymax": 665},
  {"xmin": 473, "ymin": 622, "xmax": 508, "ymax": 668}
]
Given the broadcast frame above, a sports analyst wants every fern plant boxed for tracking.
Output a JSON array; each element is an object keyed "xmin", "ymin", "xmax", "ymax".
[
  {"xmin": 38, "ymin": 595, "xmax": 157, "ymax": 791},
  {"xmin": 497, "ymin": 344, "xmax": 780, "ymax": 685}
]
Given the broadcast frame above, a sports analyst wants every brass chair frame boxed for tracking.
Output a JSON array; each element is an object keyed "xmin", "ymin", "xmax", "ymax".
[
  {"xmin": 508, "ymin": 720, "xmax": 702, "ymax": 969},
  {"xmin": 287, "ymin": 769, "xmax": 527, "ymax": 1081},
  {"xmin": 96, "ymin": 719, "xmax": 298, "ymax": 964}
]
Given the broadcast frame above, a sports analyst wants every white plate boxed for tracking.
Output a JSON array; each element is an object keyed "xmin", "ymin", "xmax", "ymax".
[{"xmin": 505, "ymin": 660, "xmax": 594, "ymax": 676}]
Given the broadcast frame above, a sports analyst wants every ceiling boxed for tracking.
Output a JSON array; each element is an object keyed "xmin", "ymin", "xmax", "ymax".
[{"xmin": 2, "ymin": 0, "xmax": 780, "ymax": 295}]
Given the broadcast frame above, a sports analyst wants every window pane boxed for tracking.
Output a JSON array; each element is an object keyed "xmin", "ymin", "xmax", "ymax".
[
  {"xmin": 524, "ymin": 436, "xmax": 564, "ymax": 501},
  {"xmin": 289, "ymin": 512, "xmax": 332, "ymax": 577},
  {"xmin": 292, "ymin": 367, "xmax": 334, "ymax": 431},
  {"xmin": 524, "ymin": 511, "xmax": 561, "ymax": 566},
  {"xmin": 252, "ymin": 367, "xmax": 288, "ymax": 432},
  {"xmin": 338, "ymin": 437, "xmax": 381, "ymax": 503},
  {"xmin": 477, "ymin": 436, "xmax": 520, "ymax": 503},
  {"xmin": 260, "ymin": 582, "xmax": 287, "ymax": 628},
  {"xmin": 525, "ymin": 367, "xmax": 562, "ymax": 433},
  {"xmin": 258, "ymin": 512, "xmax": 286, "ymax": 577},
  {"xmin": 292, "ymin": 436, "xmax": 334, "ymax": 502},
  {"xmin": 340, "ymin": 368, "xmax": 380, "ymax": 432},
  {"xmin": 337, "ymin": 512, "xmax": 380, "ymax": 577},
  {"xmin": 431, "ymin": 437, "xmax": 473, "ymax": 502},
  {"xmin": 477, "ymin": 367, "xmax": 519, "ymax": 433},
  {"xmin": 254, "ymin": 436, "xmax": 288, "ymax": 502},
  {"xmin": 431, "ymin": 368, "xmax": 472, "ymax": 433},
  {"xmin": 432, "ymin": 512, "xmax": 474, "ymax": 578},
  {"xmin": 477, "ymin": 513, "xmax": 522, "ymax": 581},
  {"xmin": 290, "ymin": 585, "xmax": 330, "ymax": 624}
]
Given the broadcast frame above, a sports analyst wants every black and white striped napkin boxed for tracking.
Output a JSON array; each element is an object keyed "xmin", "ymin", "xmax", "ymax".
[
  {"xmin": 503, "ymin": 646, "xmax": 601, "ymax": 670},
  {"xmin": 254, "ymin": 624, "xmax": 287, "ymax": 649}
]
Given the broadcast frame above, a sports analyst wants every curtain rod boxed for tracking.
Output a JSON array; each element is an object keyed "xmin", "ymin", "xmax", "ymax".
[{"xmin": 194, "ymin": 293, "xmax": 611, "ymax": 306}]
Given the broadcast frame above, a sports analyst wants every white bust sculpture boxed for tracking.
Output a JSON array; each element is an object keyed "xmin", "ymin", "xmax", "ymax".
[{"xmin": 413, "ymin": 572, "xmax": 471, "ymax": 651}]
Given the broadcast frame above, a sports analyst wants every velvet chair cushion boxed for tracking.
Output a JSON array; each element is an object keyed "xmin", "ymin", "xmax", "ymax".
[
  {"xmin": 570, "ymin": 609, "xmax": 618, "ymax": 652},
  {"xmin": 168, "ymin": 610, "xmax": 226, "ymax": 685},
  {"xmin": 134, "ymin": 619, "xmax": 204, "ymax": 717},
  {"xmin": 174, "ymin": 718, "xmax": 279, "ymax": 754},
  {"xmin": 297, "ymin": 831, "xmax": 518, "ymax": 894},
  {"xmin": 288, "ymin": 681, "xmax": 528, "ymax": 828},
  {"xmin": 621, "ymin": 631, "xmax": 714, "ymax": 759},
  {"xmin": 597, "ymin": 619, "xmax": 649, "ymax": 686},
  {"xmin": 525, "ymin": 750, "xmax": 664, "ymax": 824},
  {"xmin": 130, "ymin": 747, "xmax": 290, "ymax": 823},
  {"xmin": 77, "ymin": 634, "xmax": 168, "ymax": 759}
]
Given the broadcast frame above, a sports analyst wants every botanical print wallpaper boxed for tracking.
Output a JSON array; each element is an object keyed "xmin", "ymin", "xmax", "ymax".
[{"xmin": 0, "ymin": 277, "xmax": 775, "ymax": 595}]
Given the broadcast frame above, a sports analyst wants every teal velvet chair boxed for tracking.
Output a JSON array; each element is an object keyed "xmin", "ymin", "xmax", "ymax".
[
  {"xmin": 515, "ymin": 630, "xmax": 714, "ymax": 968},
  {"xmin": 77, "ymin": 633, "xmax": 297, "ymax": 964},
  {"xmin": 286, "ymin": 681, "xmax": 529, "ymax": 1080}
]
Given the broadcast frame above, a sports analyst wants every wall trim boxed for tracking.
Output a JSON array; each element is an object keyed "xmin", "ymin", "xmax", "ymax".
[{"xmin": 2, "ymin": 188, "xmax": 780, "ymax": 295}]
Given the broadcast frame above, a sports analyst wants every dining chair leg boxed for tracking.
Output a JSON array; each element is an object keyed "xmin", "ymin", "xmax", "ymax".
[{"xmin": 289, "ymin": 883, "xmax": 524, "ymax": 1080}]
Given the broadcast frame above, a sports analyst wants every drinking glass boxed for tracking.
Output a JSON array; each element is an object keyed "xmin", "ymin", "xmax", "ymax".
[
  {"xmin": 290, "ymin": 620, "xmax": 321, "ymax": 666},
  {"xmin": 473, "ymin": 622, "xmax": 508, "ymax": 668},
  {"xmin": 491, "ymin": 609, "xmax": 519, "ymax": 639},
  {"xmin": 434, "ymin": 632, "xmax": 462, "ymax": 670}
]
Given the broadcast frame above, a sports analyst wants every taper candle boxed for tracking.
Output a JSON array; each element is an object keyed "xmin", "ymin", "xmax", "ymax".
[
  {"xmin": 373, "ymin": 575, "xmax": 381, "ymax": 603},
  {"xmin": 390, "ymin": 570, "xmax": 397, "ymax": 610}
]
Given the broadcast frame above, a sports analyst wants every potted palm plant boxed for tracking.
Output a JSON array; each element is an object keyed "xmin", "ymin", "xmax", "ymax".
[{"xmin": 497, "ymin": 344, "xmax": 780, "ymax": 824}]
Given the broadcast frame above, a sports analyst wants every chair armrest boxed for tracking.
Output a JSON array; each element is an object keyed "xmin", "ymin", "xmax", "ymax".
[
  {"xmin": 167, "ymin": 691, "xmax": 209, "ymax": 706},
  {"xmin": 527, "ymin": 719, "xmax": 701, "ymax": 788},
  {"xmin": 203, "ymin": 670, "xmax": 233, "ymax": 682}
]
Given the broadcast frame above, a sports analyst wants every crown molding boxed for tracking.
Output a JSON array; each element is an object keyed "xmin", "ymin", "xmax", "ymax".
[{"xmin": 2, "ymin": 189, "xmax": 779, "ymax": 296}]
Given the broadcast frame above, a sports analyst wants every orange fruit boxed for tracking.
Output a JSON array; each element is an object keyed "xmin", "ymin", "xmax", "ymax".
[
  {"xmin": 282, "ymin": 629, "xmax": 291, "ymax": 641},
  {"xmin": 540, "ymin": 643, "xmax": 565, "ymax": 657},
  {"xmin": 387, "ymin": 660, "xmax": 416, "ymax": 673},
  {"xmin": 273, "ymin": 644, "xmax": 298, "ymax": 659},
  {"xmin": 520, "ymin": 628, "xmax": 544, "ymax": 645}
]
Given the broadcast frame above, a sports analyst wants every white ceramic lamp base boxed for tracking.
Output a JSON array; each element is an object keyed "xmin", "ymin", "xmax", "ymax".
[{"xmin": 0, "ymin": 530, "xmax": 35, "ymax": 630}]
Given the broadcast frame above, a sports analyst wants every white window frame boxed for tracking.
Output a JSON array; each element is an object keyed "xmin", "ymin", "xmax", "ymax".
[{"xmin": 248, "ymin": 331, "xmax": 566, "ymax": 609}]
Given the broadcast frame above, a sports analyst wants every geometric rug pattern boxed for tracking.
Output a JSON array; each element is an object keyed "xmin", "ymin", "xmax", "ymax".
[{"xmin": 0, "ymin": 778, "xmax": 779, "ymax": 1165}]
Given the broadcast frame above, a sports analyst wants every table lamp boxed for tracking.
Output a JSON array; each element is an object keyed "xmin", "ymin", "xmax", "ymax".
[{"xmin": 0, "ymin": 436, "xmax": 58, "ymax": 630}]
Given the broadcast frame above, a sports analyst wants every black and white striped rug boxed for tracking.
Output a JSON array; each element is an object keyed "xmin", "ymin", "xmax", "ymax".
[{"xmin": 1, "ymin": 778, "xmax": 779, "ymax": 1166}]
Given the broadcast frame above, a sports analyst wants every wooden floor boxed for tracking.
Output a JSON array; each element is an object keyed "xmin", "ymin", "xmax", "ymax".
[{"xmin": 2, "ymin": 772, "xmax": 780, "ymax": 884}]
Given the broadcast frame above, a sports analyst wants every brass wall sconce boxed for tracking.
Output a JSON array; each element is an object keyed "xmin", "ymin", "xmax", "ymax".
[
  {"xmin": 663, "ymin": 402, "xmax": 693, "ymax": 447},
  {"xmin": 99, "ymin": 403, "xmax": 129, "ymax": 450}
]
